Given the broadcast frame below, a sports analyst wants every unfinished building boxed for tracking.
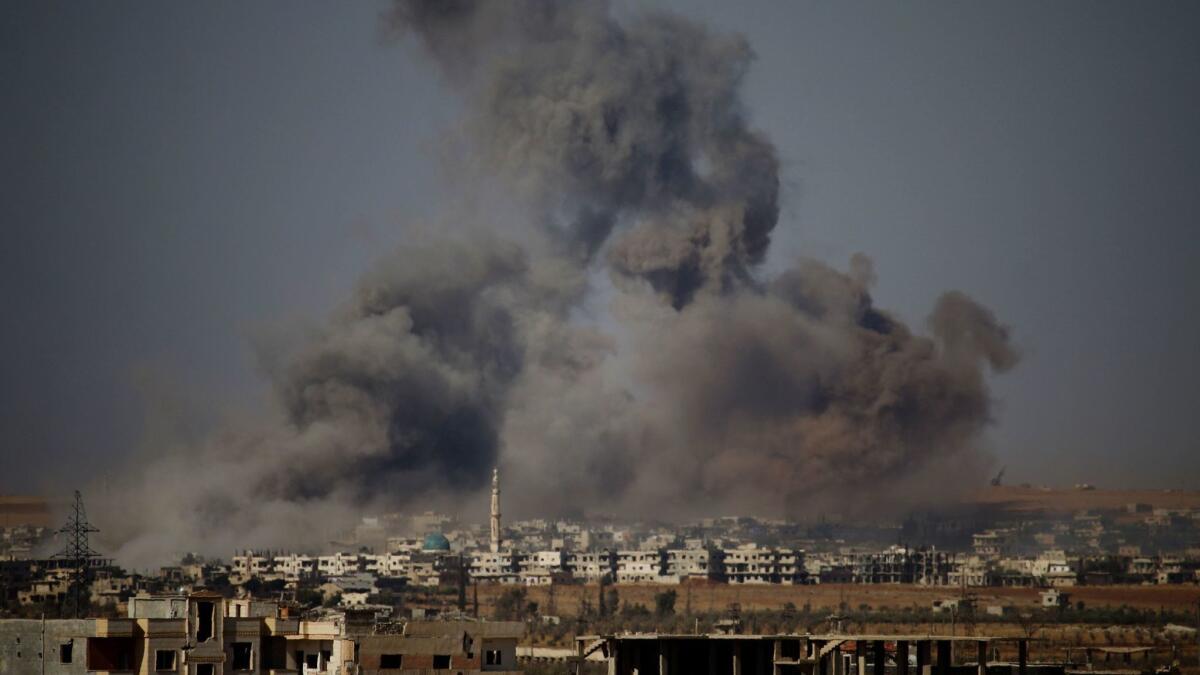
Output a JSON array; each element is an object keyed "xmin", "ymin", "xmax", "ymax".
[
  {"xmin": 576, "ymin": 633, "xmax": 1042, "ymax": 675},
  {"xmin": 0, "ymin": 592, "xmax": 523, "ymax": 674},
  {"xmin": 356, "ymin": 620, "xmax": 523, "ymax": 674}
]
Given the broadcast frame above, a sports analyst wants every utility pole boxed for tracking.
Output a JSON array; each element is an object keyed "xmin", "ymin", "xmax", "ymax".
[
  {"xmin": 55, "ymin": 491, "xmax": 100, "ymax": 619},
  {"xmin": 456, "ymin": 553, "xmax": 467, "ymax": 613},
  {"xmin": 1194, "ymin": 598, "xmax": 1199, "ymax": 669},
  {"xmin": 472, "ymin": 578, "xmax": 479, "ymax": 618}
]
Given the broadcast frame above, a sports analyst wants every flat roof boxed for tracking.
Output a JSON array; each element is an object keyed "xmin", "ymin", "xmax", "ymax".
[
  {"xmin": 577, "ymin": 633, "xmax": 1033, "ymax": 643},
  {"xmin": 807, "ymin": 634, "xmax": 1030, "ymax": 643}
]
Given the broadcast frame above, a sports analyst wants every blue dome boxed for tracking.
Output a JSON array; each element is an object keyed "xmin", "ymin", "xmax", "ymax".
[{"xmin": 422, "ymin": 532, "xmax": 450, "ymax": 551}]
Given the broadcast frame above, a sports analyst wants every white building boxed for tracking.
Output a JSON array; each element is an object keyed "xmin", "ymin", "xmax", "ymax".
[
  {"xmin": 565, "ymin": 551, "xmax": 615, "ymax": 582},
  {"xmin": 317, "ymin": 552, "xmax": 364, "ymax": 577},
  {"xmin": 616, "ymin": 550, "xmax": 665, "ymax": 583},
  {"xmin": 272, "ymin": 553, "xmax": 316, "ymax": 580}
]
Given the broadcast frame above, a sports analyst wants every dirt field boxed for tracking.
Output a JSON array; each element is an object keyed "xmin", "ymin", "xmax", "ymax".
[{"xmin": 479, "ymin": 582, "xmax": 1200, "ymax": 616}]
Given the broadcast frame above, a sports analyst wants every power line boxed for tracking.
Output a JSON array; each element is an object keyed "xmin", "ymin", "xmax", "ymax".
[{"xmin": 55, "ymin": 490, "xmax": 100, "ymax": 618}]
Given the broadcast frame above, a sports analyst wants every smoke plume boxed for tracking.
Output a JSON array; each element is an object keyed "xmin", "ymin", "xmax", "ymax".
[{"xmin": 98, "ymin": 0, "xmax": 1016, "ymax": 563}]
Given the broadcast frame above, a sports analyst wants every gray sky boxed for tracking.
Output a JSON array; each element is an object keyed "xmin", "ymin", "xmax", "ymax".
[{"xmin": 2, "ymin": 1, "xmax": 1197, "ymax": 497}]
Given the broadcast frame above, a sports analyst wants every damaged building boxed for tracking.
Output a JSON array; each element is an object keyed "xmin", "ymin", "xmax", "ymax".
[
  {"xmin": 577, "ymin": 633, "xmax": 1046, "ymax": 675},
  {"xmin": 0, "ymin": 591, "xmax": 523, "ymax": 674}
]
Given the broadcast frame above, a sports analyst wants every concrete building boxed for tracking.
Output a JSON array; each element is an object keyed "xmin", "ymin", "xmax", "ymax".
[
  {"xmin": 577, "ymin": 632, "xmax": 1036, "ymax": 675},
  {"xmin": 666, "ymin": 548, "xmax": 723, "ymax": 582},
  {"xmin": 317, "ymin": 552, "xmax": 366, "ymax": 578},
  {"xmin": 616, "ymin": 550, "xmax": 666, "ymax": 583},
  {"xmin": 471, "ymin": 550, "xmax": 524, "ymax": 584},
  {"xmin": 0, "ymin": 593, "xmax": 527, "ymax": 674},
  {"xmin": 565, "ymin": 551, "xmax": 616, "ymax": 582},
  {"xmin": 972, "ymin": 530, "xmax": 1012, "ymax": 560},
  {"xmin": 947, "ymin": 556, "xmax": 993, "ymax": 588},
  {"xmin": 850, "ymin": 547, "xmax": 947, "ymax": 585},
  {"xmin": 0, "ymin": 590, "xmax": 331, "ymax": 674},
  {"xmin": 1040, "ymin": 588, "xmax": 1070, "ymax": 608},
  {"xmin": 273, "ymin": 553, "xmax": 317, "ymax": 581},
  {"xmin": 723, "ymin": 546, "xmax": 805, "ymax": 585},
  {"xmin": 357, "ymin": 620, "xmax": 523, "ymax": 674},
  {"xmin": 232, "ymin": 551, "xmax": 272, "ymax": 578}
]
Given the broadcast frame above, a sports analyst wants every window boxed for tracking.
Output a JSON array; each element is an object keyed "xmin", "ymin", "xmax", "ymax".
[
  {"xmin": 433, "ymin": 654, "xmax": 451, "ymax": 668},
  {"xmin": 380, "ymin": 653, "xmax": 403, "ymax": 668},
  {"xmin": 485, "ymin": 649, "xmax": 502, "ymax": 665},
  {"xmin": 306, "ymin": 653, "xmax": 319, "ymax": 669},
  {"xmin": 196, "ymin": 601, "xmax": 215, "ymax": 642},
  {"xmin": 60, "ymin": 640, "xmax": 73, "ymax": 663},
  {"xmin": 231, "ymin": 642, "xmax": 252, "ymax": 670},
  {"xmin": 155, "ymin": 650, "xmax": 176, "ymax": 670},
  {"xmin": 197, "ymin": 665, "xmax": 215, "ymax": 675}
]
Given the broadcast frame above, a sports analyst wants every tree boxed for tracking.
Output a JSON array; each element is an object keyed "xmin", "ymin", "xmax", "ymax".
[
  {"xmin": 296, "ymin": 589, "xmax": 323, "ymax": 607},
  {"xmin": 494, "ymin": 587, "xmax": 529, "ymax": 621},
  {"xmin": 1016, "ymin": 611, "xmax": 1046, "ymax": 639},
  {"xmin": 605, "ymin": 588, "xmax": 620, "ymax": 618},
  {"xmin": 655, "ymin": 590, "xmax": 677, "ymax": 618}
]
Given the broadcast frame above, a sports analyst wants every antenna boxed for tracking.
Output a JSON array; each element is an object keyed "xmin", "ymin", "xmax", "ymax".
[{"xmin": 55, "ymin": 490, "xmax": 101, "ymax": 618}]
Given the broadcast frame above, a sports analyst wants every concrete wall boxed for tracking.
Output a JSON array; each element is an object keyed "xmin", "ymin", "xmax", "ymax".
[
  {"xmin": 0, "ymin": 619, "xmax": 94, "ymax": 675},
  {"xmin": 223, "ymin": 618, "xmax": 264, "ymax": 674},
  {"xmin": 129, "ymin": 596, "xmax": 188, "ymax": 619},
  {"xmin": 480, "ymin": 637, "xmax": 517, "ymax": 672},
  {"xmin": 186, "ymin": 596, "xmax": 225, "ymax": 675}
]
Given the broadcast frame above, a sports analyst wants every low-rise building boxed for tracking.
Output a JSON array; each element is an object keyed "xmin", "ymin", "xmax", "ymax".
[
  {"xmin": 357, "ymin": 620, "xmax": 523, "ymax": 674},
  {"xmin": 0, "ymin": 592, "xmax": 526, "ymax": 674}
]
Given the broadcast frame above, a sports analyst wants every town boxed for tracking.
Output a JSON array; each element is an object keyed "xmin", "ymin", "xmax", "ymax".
[
  {"xmin": 6, "ymin": 477, "xmax": 1200, "ymax": 616},
  {"xmin": 4, "ymin": 480, "xmax": 1200, "ymax": 673}
]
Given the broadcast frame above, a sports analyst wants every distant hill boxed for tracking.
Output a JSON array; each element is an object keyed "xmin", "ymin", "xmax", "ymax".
[
  {"xmin": 0, "ymin": 495, "xmax": 52, "ymax": 528},
  {"xmin": 968, "ymin": 485, "xmax": 1200, "ymax": 514}
]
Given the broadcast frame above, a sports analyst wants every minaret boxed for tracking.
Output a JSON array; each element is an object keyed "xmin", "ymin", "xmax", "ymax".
[{"xmin": 489, "ymin": 467, "xmax": 502, "ymax": 553}]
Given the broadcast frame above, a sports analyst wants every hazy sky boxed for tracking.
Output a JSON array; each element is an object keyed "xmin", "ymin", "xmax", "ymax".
[{"xmin": 3, "ymin": 1, "xmax": 1197, "ymax": 498}]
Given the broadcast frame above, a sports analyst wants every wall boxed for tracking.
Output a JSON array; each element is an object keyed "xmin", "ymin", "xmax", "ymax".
[{"xmin": 0, "ymin": 619, "xmax": 94, "ymax": 675}]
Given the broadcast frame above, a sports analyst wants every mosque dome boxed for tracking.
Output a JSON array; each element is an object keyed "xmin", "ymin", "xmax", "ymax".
[{"xmin": 422, "ymin": 532, "xmax": 451, "ymax": 552}]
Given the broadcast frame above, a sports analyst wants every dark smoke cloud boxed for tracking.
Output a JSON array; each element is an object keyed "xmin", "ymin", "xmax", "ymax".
[
  {"xmin": 98, "ymin": 0, "xmax": 1016, "ymax": 563},
  {"xmin": 386, "ymin": 0, "xmax": 779, "ymax": 308},
  {"xmin": 626, "ymin": 258, "xmax": 1018, "ymax": 517}
]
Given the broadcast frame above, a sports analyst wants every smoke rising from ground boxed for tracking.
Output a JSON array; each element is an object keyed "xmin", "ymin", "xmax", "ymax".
[{"xmin": 97, "ymin": 0, "xmax": 1016, "ymax": 564}]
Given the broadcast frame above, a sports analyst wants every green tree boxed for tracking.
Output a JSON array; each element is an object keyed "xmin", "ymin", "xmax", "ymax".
[{"xmin": 655, "ymin": 590, "xmax": 677, "ymax": 617}]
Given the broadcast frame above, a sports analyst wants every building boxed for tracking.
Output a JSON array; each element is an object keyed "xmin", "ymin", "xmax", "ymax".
[
  {"xmin": 849, "ymin": 547, "xmax": 945, "ymax": 585},
  {"xmin": 356, "ymin": 620, "xmax": 523, "ymax": 673},
  {"xmin": 273, "ymin": 553, "xmax": 317, "ymax": 581},
  {"xmin": 666, "ymin": 547, "xmax": 723, "ymax": 582},
  {"xmin": 565, "ymin": 550, "xmax": 615, "ymax": 582},
  {"xmin": 0, "ymin": 590, "xmax": 332, "ymax": 674},
  {"xmin": 472, "ymin": 550, "xmax": 523, "ymax": 584},
  {"xmin": 1040, "ymin": 588, "xmax": 1070, "ymax": 608},
  {"xmin": 723, "ymin": 546, "xmax": 805, "ymax": 585},
  {"xmin": 578, "ymin": 632, "xmax": 1037, "ymax": 675},
  {"xmin": 0, "ymin": 593, "xmax": 525, "ymax": 674},
  {"xmin": 616, "ymin": 550, "xmax": 666, "ymax": 583}
]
